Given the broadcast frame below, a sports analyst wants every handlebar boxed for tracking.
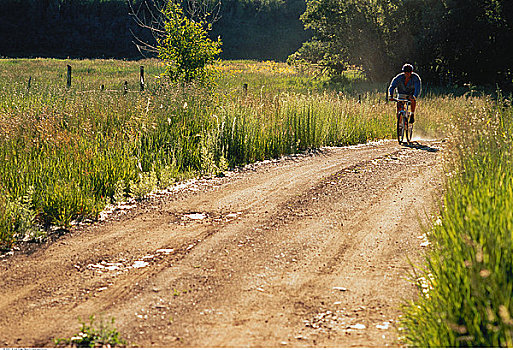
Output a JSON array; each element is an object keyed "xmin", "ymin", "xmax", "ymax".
[
  {"xmin": 389, "ymin": 93, "xmax": 415, "ymax": 102},
  {"xmin": 390, "ymin": 97, "xmax": 411, "ymax": 102}
]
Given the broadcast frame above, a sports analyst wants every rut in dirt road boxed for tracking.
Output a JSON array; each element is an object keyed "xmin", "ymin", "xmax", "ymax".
[{"xmin": 0, "ymin": 139, "xmax": 444, "ymax": 348}]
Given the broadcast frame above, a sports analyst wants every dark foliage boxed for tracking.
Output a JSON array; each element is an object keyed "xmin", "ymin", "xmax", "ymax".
[
  {"xmin": 0, "ymin": 0, "xmax": 149, "ymax": 58},
  {"xmin": 0, "ymin": 0, "xmax": 310, "ymax": 61},
  {"xmin": 212, "ymin": 0, "xmax": 311, "ymax": 61},
  {"xmin": 291, "ymin": 0, "xmax": 513, "ymax": 87}
]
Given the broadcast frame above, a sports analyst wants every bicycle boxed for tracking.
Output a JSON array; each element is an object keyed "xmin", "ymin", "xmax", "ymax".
[{"xmin": 391, "ymin": 94, "xmax": 413, "ymax": 144}]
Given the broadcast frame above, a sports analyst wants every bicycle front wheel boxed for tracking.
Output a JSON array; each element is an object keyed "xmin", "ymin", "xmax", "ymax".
[
  {"xmin": 406, "ymin": 121, "xmax": 413, "ymax": 143},
  {"xmin": 397, "ymin": 114, "xmax": 404, "ymax": 144}
]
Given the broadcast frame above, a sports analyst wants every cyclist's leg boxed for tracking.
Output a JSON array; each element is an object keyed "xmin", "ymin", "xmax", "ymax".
[
  {"xmin": 396, "ymin": 101, "xmax": 404, "ymax": 118},
  {"xmin": 410, "ymin": 99, "xmax": 416, "ymax": 123}
]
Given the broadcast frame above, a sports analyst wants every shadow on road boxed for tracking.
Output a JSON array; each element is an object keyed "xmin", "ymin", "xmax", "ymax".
[{"xmin": 401, "ymin": 141, "xmax": 439, "ymax": 152}]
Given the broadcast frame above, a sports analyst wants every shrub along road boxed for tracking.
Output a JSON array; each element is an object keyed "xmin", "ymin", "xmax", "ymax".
[{"xmin": 0, "ymin": 139, "xmax": 444, "ymax": 347}]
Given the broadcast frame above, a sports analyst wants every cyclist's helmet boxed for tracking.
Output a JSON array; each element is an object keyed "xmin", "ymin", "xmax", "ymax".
[{"xmin": 402, "ymin": 63, "xmax": 414, "ymax": 72}]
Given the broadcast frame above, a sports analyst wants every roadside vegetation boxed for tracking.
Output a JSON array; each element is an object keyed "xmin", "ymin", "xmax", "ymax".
[{"xmin": 401, "ymin": 94, "xmax": 513, "ymax": 346}]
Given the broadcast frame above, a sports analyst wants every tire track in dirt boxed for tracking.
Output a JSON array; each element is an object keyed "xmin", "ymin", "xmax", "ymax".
[{"xmin": 0, "ymin": 140, "xmax": 443, "ymax": 347}]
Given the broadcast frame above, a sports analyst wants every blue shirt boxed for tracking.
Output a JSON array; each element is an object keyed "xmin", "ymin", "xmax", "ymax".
[{"xmin": 388, "ymin": 72, "xmax": 422, "ymax": 98}]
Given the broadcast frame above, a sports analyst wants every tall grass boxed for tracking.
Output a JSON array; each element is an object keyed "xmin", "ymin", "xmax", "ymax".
[
  {"xmin": 401, "ymin": 95, "xmax": 513, "ymax": 346},
  {"xmin": 0, "ymin": 58, "xmax": 445, "ymax": 250}
]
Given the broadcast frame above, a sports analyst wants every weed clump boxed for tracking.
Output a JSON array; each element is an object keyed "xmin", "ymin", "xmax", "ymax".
[
  {"xmin": 0, "ymin": 186, "xmax": 40, "ymax": 251},
  {"xmin": 54, "ymin": 315, "xmax": 127, "ymax": 348}
]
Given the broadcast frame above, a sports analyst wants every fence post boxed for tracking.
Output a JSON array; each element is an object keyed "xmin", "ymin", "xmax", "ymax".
[
  {"xmin": 140, "ymin": 66, "xmax": 145, "ymax": 91},
  {"xmin": 243, "ymin": 83, "xmax": 248, "ymax": 96},
  {"xmin": 67, "ymin": 65, "xmax": 71, "ymax": 88},
  {"xmin": 27, "ymin": 76, "xmax": 31, "ymax": 93},
  {"xmin": 123, "ymin": 81, "xmax": 128, "ymax": 94}
]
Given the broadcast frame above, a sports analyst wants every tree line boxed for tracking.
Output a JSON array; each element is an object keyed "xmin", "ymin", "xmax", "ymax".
[
  {"xmin": 2, "ymin": 0, "xmax": 509, "ymax": 87},
  {"xmin": 0, "ymin": 0, "xmax": 309, "ymax": 61},
  {"xmin": 289, "ymin": 0, "xmax": 513, "ymax": 87}
]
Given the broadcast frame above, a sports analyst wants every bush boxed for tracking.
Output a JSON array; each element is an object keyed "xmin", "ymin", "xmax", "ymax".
[{"xmin": 157, "ymin": 1, "xmax": 222, "ymax": 85}]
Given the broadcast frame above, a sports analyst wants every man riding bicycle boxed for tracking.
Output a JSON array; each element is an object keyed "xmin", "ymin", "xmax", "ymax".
[{"xmin": 388, "ymin": 63, "xmax": 422, "ymax": 123}]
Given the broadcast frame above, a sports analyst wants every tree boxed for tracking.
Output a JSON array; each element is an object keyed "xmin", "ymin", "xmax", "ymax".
[
  {"xmin": 289, "ymin": 0, "xmax": 446, "ymax": 81},
  {"xmin": 437, "ymin": 0, "xmax": 513, "ymax": 87},
  {"xmin": 127, "ymin": 0, "xmax": 222, "ymax": 85},
  {"xmin": 289, "ymin": 0, "xmax": 394, "ymax": 81},
  {"xmin": 291, "ymin": 0, "xmax": 513, "ymax": 87},
  {"xmin": 157, "ymin": 1, "xmax": 222, "ymax": 84}
]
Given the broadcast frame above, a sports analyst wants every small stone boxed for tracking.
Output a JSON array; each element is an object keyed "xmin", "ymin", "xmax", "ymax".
[
  {"xmin": 156, "ymin": 248, "xmax": 174, "ymax": 254},
  {"xmin": 350, "ymin": 324, "xmax": 366, "ymax": 330},
  {"xmin": 376, "ymin": 322, "xmax": 390, "ymax": 330},
  {"xmin": 184, "ymin": 213, "xmax": 206, "ymax": 220},
  {"xmin": 132, "ymin": 261, "xmax": 149, "ymax": 268},
  {"xmin": 333, "ymin": 287, "xmax": 347, "ymax": 291}
]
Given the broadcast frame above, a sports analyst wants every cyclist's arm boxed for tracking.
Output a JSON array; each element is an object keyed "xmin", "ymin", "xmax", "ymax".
[
  {"xmin": 413, "ymin": 74, "xmax": 422, "ymax": 98},
  {"xmin": 388, "ymin": 75, "xmax": 400, "ymax": 98}
]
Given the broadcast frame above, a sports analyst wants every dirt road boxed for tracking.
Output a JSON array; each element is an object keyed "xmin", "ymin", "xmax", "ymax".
[{"xmin": 0, "ymin": 139, "xmax": 444, "ymax": 347}]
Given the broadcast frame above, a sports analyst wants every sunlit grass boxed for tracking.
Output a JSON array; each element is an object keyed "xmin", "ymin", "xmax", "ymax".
[{"xmin": 400, "ymin": 95, "xmax": 513, "ymax": 347}]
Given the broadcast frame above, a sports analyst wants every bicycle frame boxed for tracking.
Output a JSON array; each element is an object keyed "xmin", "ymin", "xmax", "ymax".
[{"xmin": 391, "ymin": 94, "xmax": 413, "ymax": 144}]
